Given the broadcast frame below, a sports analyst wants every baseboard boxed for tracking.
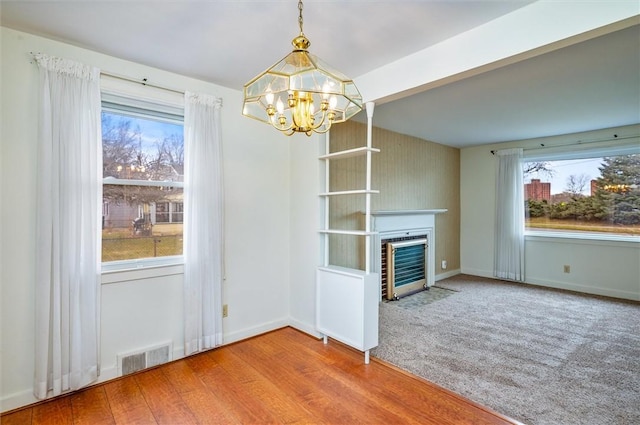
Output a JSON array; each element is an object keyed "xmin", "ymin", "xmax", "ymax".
[
  {"xmin": 460, "ymin": 267, "xmax": 493, "ymax": 279},
  {"xmin": 223, "ymin": 317, "xmax": 289, "ymax": 345},
  {"xmin": 525, "ymin": 277, "xmax": 639, "ymax": 301},
  {"xmin": 460, "ymin": 268, "xmax": 639, "ymax": 301},
  {"xmin": 288, "ymin": 317, "xmax": 322, "ymax": 339},
  {"xmin": 1, "ymin": 389, "xmax": 38, "ymax": 414},
  {"xmin": 1, "ymin": 342, "xmax": 189, "ymax": 415},
  {"xmin": 85, "ymin": 320, "xmax": 291, "ymax": 404},
  {"xmin": 435, "ymin": 269, "xmax": 461, "ymax": 281},
  {"xmin": 2, "ymin": 320, "xmax": 292, "ymax": 414}
]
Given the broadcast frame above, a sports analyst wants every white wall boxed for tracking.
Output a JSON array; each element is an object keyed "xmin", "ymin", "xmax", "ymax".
[
  {"xmin": 0, "ymin": 27, "xmax": 292, "ymax": 411},
  {"xmin": 461, "ymin": 125, "xmax": 640, "ymax": 301},
  {"xmin": 288, "ymin": 133, "xmax": 325, "ymax": 337}
]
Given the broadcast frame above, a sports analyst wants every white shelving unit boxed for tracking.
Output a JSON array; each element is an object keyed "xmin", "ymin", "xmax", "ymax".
[{"xmin": 316, "ymin": 102, "xmax": 379, "ymax": 364}]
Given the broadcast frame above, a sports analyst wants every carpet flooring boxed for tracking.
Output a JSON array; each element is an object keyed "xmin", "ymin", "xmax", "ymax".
[
  {"xmin": 388, "ymin": 285, "xmax": 458, "ymax": 309},
  {"xmin": 371, "ymin": 274, "xmax": 640, "ymax": 425}
]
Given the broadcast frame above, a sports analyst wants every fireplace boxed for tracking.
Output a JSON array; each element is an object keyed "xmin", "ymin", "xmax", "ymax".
[{"xmin": 370, "ymin": 210, "xmax": 446, "ymax": 301}]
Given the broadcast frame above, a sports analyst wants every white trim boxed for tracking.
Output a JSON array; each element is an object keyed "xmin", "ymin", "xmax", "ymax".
[
  {"xmin": 525, "ymin": 276, "xmax": 640, "ymax": 302},
  {"xmin": 460, "ymin": 267, "xmax": 640, "ymax": 301},
  {"xmin": 318, "ymin": 146, "xmax": 380, "ymax": 160},
  {"xmin": 102, "ymin": 178, "xmax": 184, "ymax": 188},
  {"xmin": 523, "ymin": 136, "xmax": 639, "ymax": 161},
  {"xmin": 436, "ymin": 269, "xmax": 461, "ymax": 281},
  {"xmin": 100, "ymin": 76, "xmax": 184, "ymax": 110},
  {"xmin": 101, "ymin": 93, "xmax": 185, "ymax": 270},
  {"xmin": 222, "ymin": 319, "xmax": 289, "ymax": 345},
  {"xmin": 1, "ymin": 390, "xmax": 39, "ymax": 414},
  {"xmin": 457, "ymin": 268, "xmax": 639, "ymax": 301},
  {"xmin": 525, "ymin": 231, "xmax": 639, "ymax": 248},
  {"xmin": 101, "ymin": 261, "xmax": 184, "ymax": 283},
  {"xmin": 289, "ymin": 317, "xmax": 323, "ymax": 339},
  {"xmin": 460, "ymin": 268, "xmax": 497, "ymax": 279},
  {"xmin": 523, "ymin": 138, "xmax": 640, "ymax": 243}
]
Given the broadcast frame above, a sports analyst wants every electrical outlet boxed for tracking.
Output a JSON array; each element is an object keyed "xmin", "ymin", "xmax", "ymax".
[
  {"xmin": 222, "ymin": 304, "xmax": 228, "ymax": 317},
  {"xmin": 563, "ymin": 265, "xmax": 571, "ymax": 273},
  {"xmin": 441, "ymin": 260, "xmax": 447, "ymax": 269}
]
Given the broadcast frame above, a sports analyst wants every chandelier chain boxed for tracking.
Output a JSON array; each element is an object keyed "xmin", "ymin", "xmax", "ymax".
[{"xmin": 298, "ymin": 0, "xmax": 304, "ymax": 35}]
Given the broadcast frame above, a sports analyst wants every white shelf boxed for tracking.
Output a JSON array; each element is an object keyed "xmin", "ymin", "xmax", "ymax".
[
  {"xmin": 319, "ymin": 189, "xmax": 379, "ymax": 196},
  {"xmin": 319, "ymin": 146, "xmax": 380, "ymax": 160},
  {"xmin": 317, "ymin": 102, "xmax": 378, "ymax": 364}
]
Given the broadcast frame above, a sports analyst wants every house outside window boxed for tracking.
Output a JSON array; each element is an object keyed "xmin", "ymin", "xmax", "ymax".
[
  {"xmin": 172, "ymin": 202, "xmax": 184, "ymax": 223},
  {"xmin": 101, "ymin": 95, "xmax": 184, "ymax": 266},
  {"xmin": 523, "ymin": 149, "xmax": 640, "ymax": 238},
  {"xmin": 154, "ymin": 201, "xmax": 183, "ymax": 223}
]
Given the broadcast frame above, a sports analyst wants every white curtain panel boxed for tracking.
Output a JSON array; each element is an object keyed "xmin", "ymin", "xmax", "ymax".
[
  {"xmin": 33, "ymin": 54, "xmax": 102, "ymax": 399},
  {"xmin": 183, "ymin": 92, "xmax": 224, "ymax": 355},
  {"xmin": 494, "ymin": 148, "xmax": 525, "ymax": 282}
]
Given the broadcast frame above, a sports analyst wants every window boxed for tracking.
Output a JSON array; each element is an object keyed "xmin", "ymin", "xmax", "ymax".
[
  {"xmin": 524, "ymin": 148, "xmax": 640, "ymax": 238},
  {"xmin": 154, "ymin": 201, "xmax": 183, "ymax": 223},
  {"xmin": 101, "ymin": 95, "xmax": 185, "ymax": 265},
  {"xmin": 173, "ymin": 202, "xmax": 184, "ymax": 223},
  {"xmin": 155, "ymin": 202, "xmax": 170, "ymax": 223}
]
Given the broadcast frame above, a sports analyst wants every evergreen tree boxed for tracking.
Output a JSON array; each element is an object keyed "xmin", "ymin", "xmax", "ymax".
[
  {"xmin": 525, "ymin": 199, "xmax": 548, "ymax": 218},
  {"xmin": 595, "ymin": 154, "xmax": 640, "ymax": 224}
]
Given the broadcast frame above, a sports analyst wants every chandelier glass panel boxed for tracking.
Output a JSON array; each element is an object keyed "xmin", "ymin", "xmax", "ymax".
[{"xmin": 242, "ymin": 0, "xmax": 363, "ymax": 136}]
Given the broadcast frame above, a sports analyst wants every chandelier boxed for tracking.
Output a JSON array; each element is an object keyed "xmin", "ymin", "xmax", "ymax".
[{"xmin": 242, "ymin": 0, "xmax": 363, "ymax": 136}]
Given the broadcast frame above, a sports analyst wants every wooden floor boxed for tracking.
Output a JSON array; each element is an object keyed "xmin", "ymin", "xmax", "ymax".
[{"xmin": 2, "ymin": 327, "xmax": 521, "ymax": 425}]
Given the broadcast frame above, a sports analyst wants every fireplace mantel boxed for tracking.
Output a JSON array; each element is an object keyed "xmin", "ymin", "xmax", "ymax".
[{"xmin": 371, "ymin": 209, "xmax": 447, "ymax": 234}]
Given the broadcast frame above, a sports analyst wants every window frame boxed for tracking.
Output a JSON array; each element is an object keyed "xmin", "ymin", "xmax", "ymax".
[
  {"xmin": 100, "ymin": 93, "xmax": 186, "ymax": 273},
  {"xmin": 522, "ymin": 138, "xmax": 640, "ymax": 244}
]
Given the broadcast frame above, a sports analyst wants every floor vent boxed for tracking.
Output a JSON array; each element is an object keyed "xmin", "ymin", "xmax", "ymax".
[{"xmin": 117, "ymin": 342, "xmax": 172, "ymax": 376}]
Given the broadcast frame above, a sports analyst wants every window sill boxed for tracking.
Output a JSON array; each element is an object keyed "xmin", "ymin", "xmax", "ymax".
[
  {"xmin": 101, "ymin": 256, "xmax": 184, "ymax": 284},
  {"xmin": 525, "ymin": 230, "xmax": 639, "ymax": 248}
]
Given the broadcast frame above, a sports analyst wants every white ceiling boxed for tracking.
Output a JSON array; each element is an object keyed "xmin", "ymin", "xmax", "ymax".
[
  {"xmin": 2, "ymin": 1, "xmax": 639, "ymax": 148},
  {"xmin": 366, "ymin": 24, "xmax": 640, "ymax": 146}
]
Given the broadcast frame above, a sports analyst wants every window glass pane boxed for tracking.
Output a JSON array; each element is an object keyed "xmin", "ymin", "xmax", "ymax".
[
  {"xmin": 524, "ymin": 154, "xmax": 640, "ymax": 237},
  {"xmin": 156, "ymin": 202, "xmax": 170, "ymax": 223},
  {"xmin": 102, "ymin": 108, "xmax": 184, "ymax": 263},
  {"xmin": 173, "ymin": 202, "xmax": 184, "ymax": 223}
]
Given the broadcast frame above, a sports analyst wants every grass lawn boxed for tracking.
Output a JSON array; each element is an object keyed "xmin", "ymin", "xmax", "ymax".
[
  {"xmin": 102, "ymin": 228, "xmax": 182, "ymax": 261},
  {"xmin": 526, "ymin": 217, "xmax": 640, "ymax": 236}
]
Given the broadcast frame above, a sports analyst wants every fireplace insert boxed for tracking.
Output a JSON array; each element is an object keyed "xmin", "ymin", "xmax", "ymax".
[{"xmin": 386, "ymin": 238, "xmax": 428, "ymax": 300}]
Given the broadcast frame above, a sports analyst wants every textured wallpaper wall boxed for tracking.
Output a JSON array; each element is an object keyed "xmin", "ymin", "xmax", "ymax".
[{"xmin": 327, "ymin": 121, "xmax": 460, "ymax": 274}]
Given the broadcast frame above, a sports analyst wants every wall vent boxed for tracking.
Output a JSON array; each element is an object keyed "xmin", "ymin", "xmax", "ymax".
[{"xmin": 117, "ymin": 342, "xmax": 172, "ymax": 376}]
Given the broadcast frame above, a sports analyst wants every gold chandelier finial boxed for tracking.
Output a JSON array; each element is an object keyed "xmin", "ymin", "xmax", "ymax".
[{"xmin": 242, "ymin": 0, "xmax": 363, "ymax": 136}]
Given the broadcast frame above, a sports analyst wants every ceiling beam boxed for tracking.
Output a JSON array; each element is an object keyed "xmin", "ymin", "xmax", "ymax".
[{"xmin": 355, "ymin": 1, "xmax": 639, "ymax": 105}]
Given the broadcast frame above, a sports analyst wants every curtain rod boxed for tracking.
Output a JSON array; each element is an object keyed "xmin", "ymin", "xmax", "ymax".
[
  {"xmin": 30, "ymin": 52, "xmax": 185, "ymax": 95},
  {"xmin": 100, "ymin": 70, "xmax": 184, "ymax": 95},
  {"xmin": 490, "ymin": 133, "xmax": 638, "ymax": 155}
]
